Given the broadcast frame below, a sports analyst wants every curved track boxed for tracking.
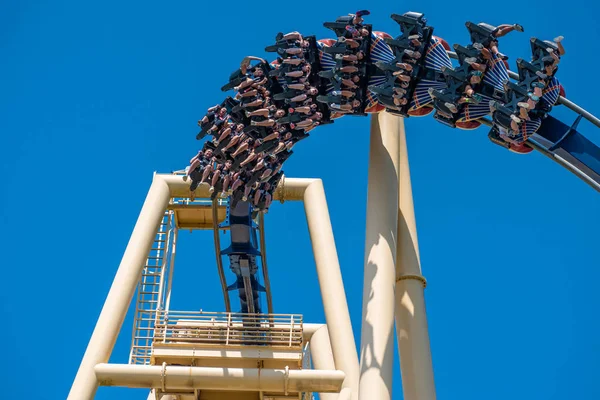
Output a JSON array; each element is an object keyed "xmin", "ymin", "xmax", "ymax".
[{"xmin": 188, "ymin": 10, "xmax": 600, "ymax": 314}]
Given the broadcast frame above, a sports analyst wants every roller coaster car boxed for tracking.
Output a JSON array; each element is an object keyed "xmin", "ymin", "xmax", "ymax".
[
  {"xmin": 323, "ymin": 12, "xmax": 369, "ymax": 36},
  {"xmin": 367, "ymin": 85, "xmax": 408, "ymax": 116},
  {"xmin": 276, "ymin": 112, "xmax": 306, "ymax": 125},
  {"xmin": 221, "ymin": 61, "xmax": 272, "ymax": 92},
  {"xmin": 530, "ymin": 37, "xmax": 559, "ymax": 63},
  {"xmin": 323, "ymin": 21, "xmax": 351, "ymax": 37},
  {"xmin": 317, "ymin": 94, "xmax": 343, "ymax": 104},
  {"xmin": 254, "ymin": 139, "xmax": 279, "ymax": 154},
  {"xmin": 452, "ymin": 43, "xmax": 484, "ymax": 65},
  {"xmin": 212, "ymin": 135, "xmax": 234, "ymax": 157},
  {"xmin": 490, "ymin": 106, "xmax": 516, "ymax": 132},
  {"xmin": 378, "ymin": 21, "xmax": 434, "ymax": 117},
  {"xmin": 430, "ymin": 67, "xmax": 469, "ymax": 111},
  {"xmin": 322, "ymin": 44, "xmax": 350, "ymax": 55},
  {"xmin": 429, "ymin": 71, "xmax": 469, "ymax": 127},
  {"xmin": 273, "ymin": 90, "xmax": 303, "ymax": 101},
  {"xmin": 515, "ymin": 58, "xmax": 545, "ymax": 88},
  {"xmin": 432, "ymin": 108, "xmax": 459, "ymax": 128},
  {"xmin": 269, "ymin": 63, "xmax": 302, "ymax": 77},
  {"xmin": 529, "ymin": 114, "xmax": 600, "ymax": 184},
  {"xmin": 196, "ymin": 122, "xmax": 216, "ymax": 141},
  {"xmin": 490, "ymin": 84, "xmax": 527, "ymax": 125},
  {"xmin": 265, "ymin": 40, "xmax": 302, "ymax": 52},
  {"xmin": 487, "ymin": 125, "xmax": 533, "ymax": 154},
  {"xmin": 386, "ymin": 30, "xmax": 433, "ymax": 61},
  {"xmin": 465, "ymin": 21, "xmax": 497, "ymax": 48},
  {"xmin": 223, "ymin": 97, "xmax": 247, "ymax": 123},
  {"xmin": 243, "ymin": 125, "xmax": 273, "ymax": 140},
  {"xmin": 390, "ymin": 12, "xmax": 427, "ymax": 39},
  {"xmin": 201, "ymin": 141, "xmax": 225, "ymax": 163},
  {"xmin": 275, "ymin": 149, "xmax": 293, "ymax": 164},
  {"xmin": 290, "ymin": 130, "xmax": 310, "ymax": 142},
  {"xmin": 318, "ymin": 80, "xmax": 369, "ymax": 116},
  {"xmin": 380, "ymin": 95, "xmax": 409, "ymax": 117},
  {"xmin": 302, "ymin": 36, "xmax": 319, "ymax": 65},
  {"xmin": 197, "ymin": 98, "xmax": 239, "ymax": 140},
  {"xmin": 504, "ymin": 79, "xmax": 550, "ymax": 117},
  {"xmin": 272, "ymin": 59, "xmax": 308, "ymax": 73}
]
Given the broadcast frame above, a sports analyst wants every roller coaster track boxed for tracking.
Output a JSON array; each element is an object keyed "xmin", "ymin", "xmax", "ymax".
[{"xmin": 194, "ymin": 10, "xmax": 600, "ymax": 316}]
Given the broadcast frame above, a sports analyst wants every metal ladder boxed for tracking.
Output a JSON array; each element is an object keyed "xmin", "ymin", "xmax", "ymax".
[{"xmin": 129, "ymin": 211, "xmax": 173, "ymax": 365}]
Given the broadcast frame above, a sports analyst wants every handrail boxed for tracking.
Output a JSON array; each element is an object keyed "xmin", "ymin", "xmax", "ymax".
[
  {"xmin": 447, "ymin": 51, "xmax": 600, "ymax": 129},
  {"xmin": 152, "ymin": 310, "xmax": 304, "ymax": 348}
]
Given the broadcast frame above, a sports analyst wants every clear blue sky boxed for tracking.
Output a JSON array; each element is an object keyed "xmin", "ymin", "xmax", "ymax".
[{"xmin": 1, "ymin": 1, "xmax": 599, "ymax": 399}]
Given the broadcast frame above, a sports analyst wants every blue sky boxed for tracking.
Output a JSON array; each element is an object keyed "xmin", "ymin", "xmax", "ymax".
[{"xmin": 1, "ymin": 1, "xmax": 599, "ymax": 399}]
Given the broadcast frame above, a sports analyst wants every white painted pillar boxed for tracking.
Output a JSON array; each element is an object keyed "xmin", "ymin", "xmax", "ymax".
[
  {"xmin": 304, "ymin": 180, "xmax": 360, "ymax": 400},
  {"xmin": 308, "ymin": 325, "xmax": 338, "ymax": 400},
  {"xmin": 394, "ymin": 119, "xmax": 436, "ymax": 400},
  {"xmin": 359, "ymin": 113, "xmax": 401, "ymax": 400}
]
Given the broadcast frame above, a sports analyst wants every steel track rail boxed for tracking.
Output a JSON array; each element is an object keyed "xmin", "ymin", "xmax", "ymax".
[{"xmin": 258, "ymin": 213, "xmax": 274, "ymax": 315}]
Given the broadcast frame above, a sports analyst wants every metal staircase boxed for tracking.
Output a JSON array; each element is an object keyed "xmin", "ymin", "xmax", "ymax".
[{"xmin": 129, "ymin": 210, "xmax": 174, "ymax": 365}]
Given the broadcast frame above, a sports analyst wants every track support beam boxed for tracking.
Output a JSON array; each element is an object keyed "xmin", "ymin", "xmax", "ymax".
[
  {"xmin": 394, "ymin": 117, "xmax": 437, "ymax": 400},
  {"xmin": 359, "ymin": 112, "xmax": 401, "ymax": 400}
]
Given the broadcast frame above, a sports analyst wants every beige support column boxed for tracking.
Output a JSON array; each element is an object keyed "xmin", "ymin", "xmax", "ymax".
[
  {"xmin": 359, "ymin": 112, "xmax": 401, "ymax": 400},
  {"xmin": 395, "ymin": 120, "xmax": 436, "ymax": 400},
  {"xmin": 307, "ymin": 325, "xmax": 338, "ymax": 400},
  {"xmin": 68, "ymin": 174, "xmax": 172, "ymax": 400},
  {"xmin": 95, "ymin": 364, "xmax": 345, "ymax": 392},
  {"xmin": 303, "ymin": 180, "xmax": 360, "ymax": 400}
]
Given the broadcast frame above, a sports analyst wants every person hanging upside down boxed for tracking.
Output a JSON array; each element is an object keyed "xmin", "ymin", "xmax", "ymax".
[
  {"xmin": 474, "ymin": 23, "xmax": 523, "ymax": 60},
  {"xmin": 447, "ymin": 71, "xmax": 484, "ymax": 112},
  {"xmin": 463, "ymin": 57, "xmax": 487, "ymax": 73},
  {"xmin": 279, "ymin": 57, "xmax": 305, "ymax": 66},
  {"xmin": 337, "ymin": 52, "xmax": 365, "ymax": 63},
  {"xmin": 330, "ymin": 99, "xmax": 361, "ymax": 112},
  {"xmin": 218, "ymin": 175, "xmax": 234, "ymax": 197},
  {"xmin": 331, "ymin": 89, "xmax": 355, "ymax": 98},
  {"xmin": 552, "ymin": 36, "xmax": 566, "ymax": 56},
  {"xmin": 393, "ymin": 94, "xmax": 408, "ymax": 107},
  {"xmin": 394, "ymin": 72, "xmax": 411, "ymax": 82},
  {"xmin": 198, "ymin": 104, "xmax": 221, "ymax": 126},
  {"xmin": 289, "ymin": 103, "xmax": 318, "ymax": 115},
  {"xmin": 199, "ymin": 107, "xmax": 228, "ymax": 132},
  {"xmin": 493, "ymin": 24, "xmax": 524, "ymax": 38},
  {"xmin": 403, "ymin": 49, "xmax": 421, "ymax": 60},
  {"xmin": 221, "ymin": 124, "xmax": 246, "ymax": 151},
  {"xmin": 489, "ymin": 100, "xmax": 531, "ymax": 135},
  {"xmin": 338, "ymin": 36, "xmax": 361, "ymax": 49},
  {"xmin": 345, "ymin": 25, "xmax": 369, "ymax": 39},
  {"xmin": 350, "ymin": 10, "xmax": 370, "ymax": 27},
  {"xmin": 280, "ymin": 31, "xmax": 303, "ymax": 41},
  {"xmin": 213, "ymin": 122, "xmax": 234, "ymax": 144}
]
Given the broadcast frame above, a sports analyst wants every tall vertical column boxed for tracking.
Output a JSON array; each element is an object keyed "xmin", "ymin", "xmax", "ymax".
[
  {"xmin": 68, "ymin": 175, "xmax": 172, "ymax": 400},
  {"xmin": 304, "ymin": 180, "xmax": 360, "ymax": 400},
  {"xmin": 308, "ymin": 325, "xmax": 338, "ymax": 400},
  {"xmin": 359, "ymin": 112, "xmax": 401, "ymax": 400},
  {"xmin": 394, "ymin": 119, "xmax": 436, "ymax": 400}
]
